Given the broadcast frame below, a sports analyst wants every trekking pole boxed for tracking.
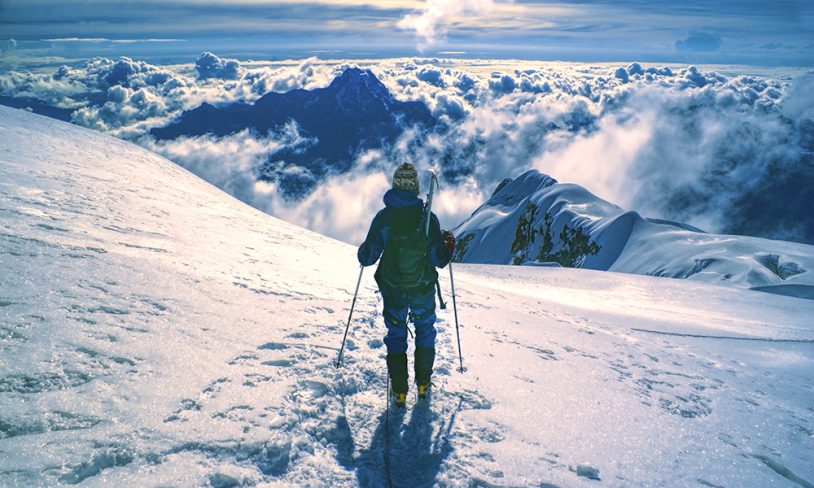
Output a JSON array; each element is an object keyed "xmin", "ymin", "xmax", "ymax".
[
  {"xmin": 336, "ymin": 265, "xmax": 364, "ymax": 367},
  {"xmin": 424, "ymin": 169, "xmax": 465, "ymax": 373},
  {"xmin": 448, "ymin": 261, "xmax": 465, "ymax": 373}
]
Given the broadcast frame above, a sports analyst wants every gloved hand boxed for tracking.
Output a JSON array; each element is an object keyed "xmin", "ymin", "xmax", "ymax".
[{"xmin": 442, "ymin": 230, "xmax": 455, "ymax": 253}]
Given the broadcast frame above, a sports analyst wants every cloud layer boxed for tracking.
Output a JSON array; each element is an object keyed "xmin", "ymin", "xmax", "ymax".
[{"xmin": 1, "ymin": 54, "xmax": 812, "ymax": 246}]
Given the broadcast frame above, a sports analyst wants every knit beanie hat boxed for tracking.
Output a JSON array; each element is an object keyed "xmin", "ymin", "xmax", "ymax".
[{"xmin": 392, "ymin": 163, "xmax": 419, "ymax": 194}]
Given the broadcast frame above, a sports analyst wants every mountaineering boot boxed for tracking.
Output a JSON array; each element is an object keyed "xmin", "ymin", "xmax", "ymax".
[
  {"xmin": 393, "ymin": 391, "xmax": 407, "ymax": 408},
  {"xmin": 387, "ymin": 352, "xmax": 408, "ymax": 406},
  {"xmin": 414, "ymin": 347, "xmax": 435, "ymax": 398}
]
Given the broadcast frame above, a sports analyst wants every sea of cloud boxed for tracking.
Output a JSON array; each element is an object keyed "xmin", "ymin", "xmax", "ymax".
[{"xmin": 1, "ymin": 53, "xmax": 812, "ymax": 245}]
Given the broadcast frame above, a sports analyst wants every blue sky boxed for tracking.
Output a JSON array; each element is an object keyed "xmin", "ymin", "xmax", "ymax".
[{"xmin": 1, "ymin": 0, "xmax": 813, "ymax": 66}]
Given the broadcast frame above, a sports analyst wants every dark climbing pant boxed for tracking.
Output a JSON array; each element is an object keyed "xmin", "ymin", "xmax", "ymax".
[{"xmin": 381, "ymin": 284, "xmax": 437, "ymax": 393}]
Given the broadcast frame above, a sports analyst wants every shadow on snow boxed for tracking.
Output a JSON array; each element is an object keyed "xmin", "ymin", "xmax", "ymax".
[{"xmin": 337, "ymin": 396, "xmax": 461, "ymax": 487}]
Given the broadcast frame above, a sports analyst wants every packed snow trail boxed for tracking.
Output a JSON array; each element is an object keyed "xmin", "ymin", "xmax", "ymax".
[{"xmin": 1, "ymin": 106, "xmax": 813, "ymax": 487}]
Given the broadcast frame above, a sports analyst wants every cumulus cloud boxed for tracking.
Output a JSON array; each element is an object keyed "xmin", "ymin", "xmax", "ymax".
[
  {"xmin": 680, "ymin": 65, "xmax": 724, "ymax": 88},
  {"xmin": 195, "ymin": 51, "xmax": 241, "ymax": 80},
  {"xmin": 242, "ymin": 57, "xmax": 319, "ymax": 94},
  {"xmin": 676, "ymin": 32, "xmax": 722, "ymax": 52},
  {"xmin": 71, "ymin": 84, "xmax": 170, "ymax": 137},
  {"xmin": 416, "ymin": 66, "xmax": 446, "ymax": 87},
  {"xmin": 488, "ymin": 73, "xmax": 517, "ymax": 94},
  {"xmin": 433, "ymin": 92, "xmax": 467, "ymax": 120},
  {"xmin": 398, "ymin": 0, "xmax": 500, "ymax": 50},
  {"xmin": 98, "ymin": 57, "xmax": 163, "ymax": 88}
]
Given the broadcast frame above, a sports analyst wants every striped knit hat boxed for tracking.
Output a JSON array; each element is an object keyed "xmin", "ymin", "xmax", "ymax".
[{"xmin": 392, "ymin": 163, "xmax": 419, "ymax": 194}]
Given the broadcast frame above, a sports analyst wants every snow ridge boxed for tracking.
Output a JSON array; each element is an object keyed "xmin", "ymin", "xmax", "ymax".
[{"xmin": 453, "ymin": 169, "xmax": 814, "ymax": 299}]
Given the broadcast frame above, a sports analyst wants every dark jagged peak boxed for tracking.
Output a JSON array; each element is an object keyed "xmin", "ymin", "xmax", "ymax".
[
  {"xmin": 328, "ymin": 67, "xmax": 395, "ymax": 109},
  {"xmin": 331, "ymin": 67, "xmax": 373, "ymax": 84},
  {"xmin": 153, "ymin": 66, "xmax": 433, "ymax": 142}
]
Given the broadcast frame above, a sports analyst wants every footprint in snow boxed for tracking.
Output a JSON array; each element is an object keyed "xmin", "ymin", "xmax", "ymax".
[{"xmin": 262, "ymin": 359, "xmax": 294, "ymax": 367}]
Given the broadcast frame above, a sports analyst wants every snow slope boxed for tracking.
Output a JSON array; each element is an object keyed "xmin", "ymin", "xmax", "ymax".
[
  {"xmin": 1, "ymin": 105, "xmax": 813, "ymax": 487},
  {"xmin": 453, "ymin": 170, "xmax": 814, "ymax": 299}
]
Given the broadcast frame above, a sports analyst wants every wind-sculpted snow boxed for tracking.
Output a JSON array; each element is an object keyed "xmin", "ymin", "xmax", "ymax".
[
  {"xmin": 454, "ymin": 169, "xmax": 814, "ymax": 299},
  {"xmin": 2, "ymin": 106, "xmax": 814, "ymax": 486},
  {"xmin": 1, "ymin": 56, "xmax": 812, "ymax": 246}
]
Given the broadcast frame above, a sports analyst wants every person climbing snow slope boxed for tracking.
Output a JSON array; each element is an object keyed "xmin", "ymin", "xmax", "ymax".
[{"xmin": 357, "ymin": 163, "xmax": 455, "ymax": 407}]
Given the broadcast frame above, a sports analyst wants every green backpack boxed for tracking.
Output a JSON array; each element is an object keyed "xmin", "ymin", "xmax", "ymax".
[{"xmin": 377, "ymin": 207, "xmax": 430, "ymax": 289}]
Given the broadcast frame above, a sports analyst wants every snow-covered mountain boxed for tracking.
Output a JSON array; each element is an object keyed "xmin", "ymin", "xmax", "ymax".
[
  {"xmin": 151, "ymin": 67, "xmax": 436, "ymax": 199},
  {"xmin": 1, "ymin": 105, "xmax": 813, "ymax": 487},
  {"xmin": 453, "ymin": 169, "xmax": 814, "ymax": 300}
]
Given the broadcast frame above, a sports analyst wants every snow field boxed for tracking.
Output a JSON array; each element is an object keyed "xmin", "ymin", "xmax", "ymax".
[{"xmin": 1, "ymin": 106, "xmax": 813, "ymax": 487}]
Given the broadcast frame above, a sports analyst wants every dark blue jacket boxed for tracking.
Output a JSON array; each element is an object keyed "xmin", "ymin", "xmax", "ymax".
[{"xmin": 358, "ymin": 188, "xmax": 452, "ymax": 288}]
